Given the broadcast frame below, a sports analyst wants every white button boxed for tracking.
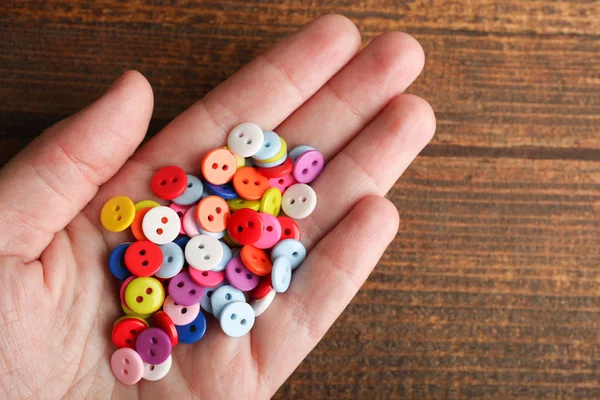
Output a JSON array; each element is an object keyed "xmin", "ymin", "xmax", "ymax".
[
  {"xmin": 281, "ymin": 183, "xmax": 317, "ymax": 219},
  {"xmin": 271, "ymin": 256, "xmax": 291, "ymax": 293},
  {"xmin": 211, "ymin": 285, "xmax": 244, "ymax": 319},
  {"xmin": 227, "ymin": 123, "xmax": 264, "ymax": 157},
  {"xmin": 251, "ymin": 289, "xmax": 276, "ymax": 317},
  {"xmin": 219, "ymin": 301, "xmax": 255, "ymax": 338},
  {"xmin": 185, "ymin": 235, "xmax": 223, "ymax": 271},
  {"xmin": 143, "ymin": 355, "xmax": 172, "ymax": 381},
  {"xmin": 142, "ymin": 206, "xmax": 181, "ymax": 244}
]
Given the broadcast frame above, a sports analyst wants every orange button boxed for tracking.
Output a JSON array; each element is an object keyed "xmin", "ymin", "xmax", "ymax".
[
  {"xmin": 240, "ymin": 245, "xmax": 272, "ymax": 276},
  {"xmin": 201, "ymin": 148, "xmax": 237, "ymax": 185},
  {"xmin": 196, "ymin": 196, "xmax": 230, "ymax": 232},
  {"xmin": 233, "ymin": 167, "xmax": 269, "ymax": 201},
  {"xmin": 131, "ymin": 207, "xmax": 151, "ymax": 241}
]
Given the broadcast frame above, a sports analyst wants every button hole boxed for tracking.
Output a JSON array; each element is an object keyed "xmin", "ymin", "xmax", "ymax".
[
  {"xmin": 177, "ymin": 282, "xmax": 184, "ymax": 288},
  {"xmin": 156, "ymin": 228, "xmax": 163, "ymax": 235},
  {"xmin": 216, "ymin": 207, "xmax": 222, "ymax": 214},
  {"xmin": 225, "ymin": 293, "xmax": 232, "ymax": 300},
  {"xmin": 142, "ymin": 260, "xmax": 149, "ymax": 266},
  {"xmin": 181, "ymin": 307, "xmax": 187, "ymax": 314},
  {"xmin": 190, "ymin": 325, "xmax": 197, "ymax": 332},
  {"xmin": 230, "ymin": 313, "xmax": 237, "ymax": 320},
  {"xmin": 136, "ymin": 296, "xmax": 143, "ymax": 303},
  {"xmin": 266, "ymin": 226, "xmax": 273, "ymax": 232},
  {"xmin": 161, "ymin": 217, "xmax": 168, "ymax": 224},
  {"xmin": 241, "ymin": 319, "xmax": 247, "ymax": 325},
  {"xmin": 189, "ymin": 290, "xmax": 196, "ymax": 295},
  {"xmin": 202, "ymin": 271, "xmax": 208, "ymax": 276},
  {"xmin": 235, "ymin": 268, "xmax": 241, "ymax": 273},
  {"xmin": 151, "ymin": 337, "xmax": 158, "ymax": 344},
  {"xmin": 160, "ymin": 180, "xmax": 167, "ymax": 186},
  {"xmin": 212, "ymin": 163, "xmax": 218, "ymax": 170},
  {"xmin": 146, "ymin": 288, "xmax": 153, "ymax": 294}
]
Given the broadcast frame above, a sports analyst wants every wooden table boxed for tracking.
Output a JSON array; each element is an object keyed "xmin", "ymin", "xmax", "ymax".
[{"xmin": 1, "ymin": 1, "xmax": 598, "ymax": 398}]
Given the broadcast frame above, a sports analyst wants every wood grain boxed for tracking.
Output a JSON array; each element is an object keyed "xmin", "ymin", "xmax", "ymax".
[{"xmin": 1, "ymin": 1, "xmax": 599, "ymax": 398}]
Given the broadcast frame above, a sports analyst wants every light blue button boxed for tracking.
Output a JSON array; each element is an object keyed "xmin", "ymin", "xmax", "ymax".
[
  {"xmin": 199, "ymin": 226, "xmax": 226, "ymax": 239},
  {"xmin": 271, "ymin": 256, "xmax": 291, "ymax": 293},
  {"xmin": 255, "ymin": 153, "xmax": 288, "ymax": 168},
  {"xmin": 288, "ymin": 145, "xmax": 315, "ymax": 163},
  {"xmin": 156, "ymin": 242, "xmax": 185, "ymax": 278},
  {"xmin": 252, "ymin": 131, "xmax": 281, "ymax": 161},
  {"xmin": 211, "ymin": 285, "xmax": 245, "ymax": 319},
  {"xmin": 271, "ymin": 239, "xmax": 306, "ymax": 271},
  {"xmin": 200, "ymin": 281, "xmax": 227, "ymax": 314},
  {"xmin": 172, "ymin": 175, "xmax": 204, "ymax": 205},
  {"xmin": 219, "ymin": 301, "xmax": 255, "ymax": 338},
  {"xmin": 211, "ymin": 241, "xmax": 232, "ymax": 272}
]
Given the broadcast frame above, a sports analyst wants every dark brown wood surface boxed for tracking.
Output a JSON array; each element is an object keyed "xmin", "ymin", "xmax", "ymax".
[{"xmin": 1, "ymin": 1, "xmax": 599, "ymax": 398}]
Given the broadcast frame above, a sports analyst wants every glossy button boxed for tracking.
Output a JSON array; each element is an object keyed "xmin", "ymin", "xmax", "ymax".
[
  {"xmin": 168, "ymin": 271, "xmax": 205, "ymax": 306},
  {"xmin": 142, "ymin": 206, "xmax": 181, "ymax": 245},
  {"xmin": 112, "ymin": 317, "xmax": 148, "ymax": 349},
  {"xmin": 227, "ymin": 123, "xmax": 264, "ymax": 157},
  {"xmin": 143, "ymin": 354, "xmax": 172, "ymax": 381},
  {"xmin": 227, "ymin": 208, "xmax": 263, "ymax": 245},
  {"xmin": 271, "ymin": 256, "xmax": 292, "ymax": 293},
  {"xmin": 175, "ymin": 311, "xmax": 207, "ymax": 344},
  {"xmin": 211, "ymin": 241, "xmax": 232, "ymax": 272},
  {"xmin": 122, "ymin": 302, "xmax": 152, "ymax": 319},
  {"xmin": 288, "ymin": 145, "xmax": 315, "ymax": 162},
  {"xmin": 185, "ymin": 234, "xmax": 224, "ymax": 270},
  {"xmin": 257, "ymin": 137, "xmax": 287, "ymax": 164},
  {"xmin": 227, "ymin": 198, "xmax": 260, "ymax": 212},
  {"xmin": 252, "ymin": 275, "xmax": 274, "ymax": 300},
  {"xmin": 172, "ymin": 174, "xmax": 204, "ymax": 205},
  {"xmin": 200, "ymin": 281, "xmax": 226, "ymax": 314},
  {"xmin": 135, "ymin": 199, "xmax": 161, "ymax": 212},
  {"xmin": 131, "ymin": 207, "xmax": 151, "ymax": 241},
  {"xmin": 268, "ymin": 173, "xmax": 296, "ymax": 193},
  {"xmin": 257, "ymin": 157, "xmax": 293, "ymax": 179},
  {"xmin": 252, "ymin": 130, "xmax": 281, "ymax": 161},
  {"xmin": 124, "ymin": 277, "xmax": 165, "ymax": 315},
  {"xmin": 197, "ymin": 196, "xmax": 230, "ymax": 232},
  {"xmin": 293, "ymin": 150, "xmax": 324, "ymax": 184},
  {"xmin": 201, "ymin": 148, "xmax": 237, "ymax": 185},
  {"xmin": 251, "ymin": 289, "xmax": 276, "ymax": 317},
  {"xmin": 205, "ymin": 182, "xmax": 238, "ymax": 200},
  {"xmin": 255, "ymin": 153, "xmax": 288, "ymax": 169},
  {"xmin": 151, "ymin": 166, "xmax": 188, "ymax": 200},
  {"xmin": 281, "ymin": 183, "xmax": 317, "ymax": 219},
  {"xmin": 152, "ymin": 311, "xmax": 178, "ymax": 346},
  {"xmin": 155, "ymin": 242, "xmax": 185, "ymax": 279},
  {"xmin": 233, "ymin": 167, "xmax": 270, "ymax": 201},
  {"xmin": 182, "ymin": 206, "xmax": 201, "ymax": 237},
  {"xmin": 163, "ymin": 295, "xmax": 200, "ymax": 325},
  {"xmin": 240, "ymin": 245, "xmax": 272, "ymax": 276},
  {"xmin": 199, "ymin": 226, "xmax": 226, "ymax": 239},
  {"xmin": 211, "ymin": 285, "xmax": 245, "ymax": 318},
  {"xmin": 169, "ymin": 202, "xmax": 191, "ymax": 235},
  {"xmin": 136, "ymin": 327, "xmax": 172, "ymax": 365},
  {"xmin": 253, "ymin": 213, "xmax": 282, "ymax": 249},
  {"xmin": 101, "ymin": 196, "xmax": 136, "ymax": 232},
  {"xmin": 120, "ymin": 276, "xmax": 136, "ymax": 307},
  {"xmin": 124, "ymin": 241, "xmax": 163, "ymax": 277},
  {"xmin": 111, "ymin": 347, "xmax": 144, "ymax": 385},
  {"xmin": 226, "ymin": 256, "xmax": 260, "ymax": 291},
  {"xmin": 109, "ymin": 243, "xmax": 132, "ymax": 280},
  {"xmin": 189, "ymin": 268, "xmax": 225, "ymax": 288},
  {"xmin": 259, "ymin": 187, "xmax": 282, "ymax": 216},
  {"xmin": 271, "ymin": 239, "xmax": 306, "ymax": 270},
  {"xmin": 277, "ymin": 216, "xmax": 301, "ymax": 241},
  {"xmin": 219, "ymin": 301, "xmax": 255, "ymax": 338}
]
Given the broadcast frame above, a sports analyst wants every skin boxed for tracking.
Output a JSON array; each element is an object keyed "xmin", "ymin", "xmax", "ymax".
[{"xmin": 0, "ymin": 14, "xmax": 435, "ymax": 399}]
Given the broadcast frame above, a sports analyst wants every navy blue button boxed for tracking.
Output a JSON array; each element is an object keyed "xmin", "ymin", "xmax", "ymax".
[
  {"xmin": 173, "ymin": 235, "xmax": 191, "ymax": 250},
  {"xmin": 205, "ymin": 182, "xmax": 238, "ymax": 199},
  {"xmin": 108, "ymin": 243, "xmax": 132, "ymax": 280},
  {"xmin": 175, "ymin": 311, "xmax": 207, "ymax": 344}
]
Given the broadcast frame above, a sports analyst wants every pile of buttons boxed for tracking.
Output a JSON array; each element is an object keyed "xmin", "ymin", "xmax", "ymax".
[{"xmin": 100, "ymin": 123, "xmax": 323, "ymax": 385}]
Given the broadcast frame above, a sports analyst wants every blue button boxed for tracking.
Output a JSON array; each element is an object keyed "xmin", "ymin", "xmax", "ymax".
[
  {"xmin": 156, "ymin": 242, "xmax": 185, "ymax": 279},
  {"xmin": 252, "ymin": 130, "xmax": 281, "ymax": 161},
  {"xmin": 271, "ymin": 239, "xmax": 306, "ymax": 270},
  {"xmin": 108, "ymin": 243, "xmax": 132, "ymax": 280},
  {"xmin": 288, "ymin": 145, "xmax": 315, "ymax": 163},
  {"xmin": 211, "ymin": 241, "xmax": 232, "ymax": 272},
  {"xmin": 172, "ymin": 175, "xmax": 204, "ymax": 205},
  {"xmin": 175, "ymin": 311, "xmax": 207, "ymax": 344},
  {"xmin": 271, "ymin": 256, "xmax": 292, "ymax": 293},
  {"xmin": 174, "ymin": 235, "xmax": 191, "ymax": 251},
  {"xmin": 205, "ymin": 182, "xmax": 238, "ymax": 199}
]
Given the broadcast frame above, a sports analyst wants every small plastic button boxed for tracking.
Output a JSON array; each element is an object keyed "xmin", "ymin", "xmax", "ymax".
[
  {"xmin": 257, "ymin": 137, "xmax": 287, "ymax": 164},
  {"xmin": 111, "ymin": 347, "xmax": 144, "ymax": 385},
  {"xmin": 271, "ymin": 256, "xmax": 292, "ymax": 293},
  {"xmin": 201, "ymin": 148, "xmax": 237, "ymax": 185},
  {"xmin": 155, "ymin": 242, "xmax": 185, "ymax": 279},
  {"xmin": 288, "ymin": 145, "xmax": 315, "ymax": 162},
  {"xmin": 169, "ymin": 202, "xmax": 191, "ymax": 235},
  {"xmin": 259, "ymin": 187, "xmax": 282, "ymax": 217},
  {"xmin": 136, "ymin": 327, "xmax": 172, "ymax": 365},
  {"xmin": 240, "ymin": 245, "xmax": 272, "ymax": 276},
  {"xmin": 211, "ymin": 240, "xmax": 232, "ymax": 272},
  {"xmin": 124, "ymin": 277, "xmax": 165, "ymax": 315},
  {"xmin": 205, "ymin": 182, "xmax": 238, "ymax": 199},
  {"xmin": 131, "ymin": 207, "xmax": 151, "ymax": 241},
  {"xmin": 219, "ymin": 301, "xmax": 255, "ymax": 338},
  {"xmin": 277, "ymin": 216, "xmax": 301, "ymax": 241},
  {"xmin": 271, "ymin": 239, "xmax": 306, "ymax": 271},
  {"xmin": 227, "ymin": 123, "xmax": 264, "ymax": 157},
  {"xmin": 142, "ymin": 206, "xmax": 181, "ymax": 245},
  {"xmin": 112, "ymin": 317, "xmax": 148, "ymax": 349},
  {"xmin": 124, "ymin": 241, "xmax": 163, "ymax": 277},
  {"xmin": 152, "ymin": 311, "xmax": 178, "ymax": 346},
  {"xmin": 227, "ymin": 198, "xmax": 260, "ymax": 212},
  {"xmin": 189, "ymin": 268, "xmax": 225, "ymax": 288},
  {"xmin": 200, "ymin": 281, "xmax": 227, "ymax": 314},
  {"xmin": 222, "ymin": 145, "xmax": 246, "ymax": 168},
  {"xmin": 281, "ymin": 183, "xmax": 317, "ymax": 219},
  {"xmin": 175, "ymin": 311, "xmax": 207, "ymax": 344},
  {"xmin": 252, "ymin": 130, "xmax": 281, "ymax": 161},
  {"xmin": 251, "ymin": 289, "xmax": 276, "ymax": 317},
  {"xmin": 257, "ymin": 157, "xmax": 293, "ymax": 179},
  {"xmin": 227, "ymin": 208, "xmax": 263, "ymax": 245},
  {"xmin": 101, "ymin": 196, "xmax": 136, "ymax": 232},
  {"xmin": 211, "ymin": 285, "xmax": 245, "ymax": 319},
  {"xmin": 122, "ymin": 302, "xmax": 152, "ymax": 319},
  {"xmin": 185, "ymin": 234, "xmax": 224, "ymax": 271},
  {"xmin": 172, "ymin": 174, "xmax": 204, "ymax": 205},
  {"xmin": 182, "ymin": 206, "xmax": 201, "ymax": 237},
  {"xmin": 292, "ymin": 150, "xmax": 324, "ymax": 184},
  {"xmin": 143, "ymin": 354, "xmax": 172, "ymax": 381},
  {"xmin": 233, "ymin": 167, "xmax": 270, "ymax": 201},
  {"xmin": 174, "ymin": 235, "xmax": 191, "ymax": 251},
  {"xmin": 151, "ymin": 166, "xmax": 188, "ymax": 200},
  {"xmin": 254, "ymin": 153, "xmax": 288, "ymax": 169},
  {"xmin": 198, "ymin": 226, "xmax": 226, "ymax": 239},
  {"xmin": 252, "ymin": 275, "xmax": 274, "ymax": 300},
  {"xmin": 168, "ymin": 271, "xmax": 205, "ymax": 306},
  {"xmin": 135, "ymin": 199, "xmax": 161, "ymax": 212},
  {"xmin": 120, "ymin": 276, "xmax": 135, "ymax": 307},
  {"xmin": 196, "ymin": 196, "xmax": 230, "ymax": 233},
  {"xmin": 163, "ymin": 295, "xmax": 200, "ymax": 325},
  {"xmin": 268, "ymin": 172, "xmax": 297, "ymax": 193},
  {"xmin": 253, "ymin": 213, "xmax": 282, "ymax": 249},
  {"xmin": 226, "ymin": 256, "xmax": 260, "ymax": 291},
  {"xmin": 109, "ymin": 243, "xmax": 133, "ymax": 280}
]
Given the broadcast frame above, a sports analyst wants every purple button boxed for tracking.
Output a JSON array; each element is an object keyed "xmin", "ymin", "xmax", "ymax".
[
  {"xmin": 225, "ymin": 256, "xmax": 260, "ymax": 291},
  {"xmin": 253, "ymin": 213, "xmax": 282, "ymax": 250},
  {"xmin": 135, "ymin": 327, "xmax": 172, "ymax": 364},
  {"xmin": 168, "ymin": 271, "xmax": 205, "ymax": 306},
  {"xmin": 292, "ymin": 150, "xmax": 324, "ymax": 184}
]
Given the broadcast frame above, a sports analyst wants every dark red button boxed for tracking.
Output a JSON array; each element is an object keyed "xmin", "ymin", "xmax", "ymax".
[
  {"xmin": 124, "ymin": 240, "xmax": 163, "ymax": 277},
  {"xmin": 112, "ymin": 317, "xmax": 148, "ymax": 349},
  {"xmin": 152, "ymin": 311, "xmax": 178, "ymax": 346},
  {"xmin": 257, "ymin": 157, "xmax": 293, "ymax": 179},
  {"xmin": 151, "ymin": 166, "xmax": 188, "ymax": 200},
  {"xmin": 277, "ymin": 216, "xmax": 301, "ymax": 241},
  {"xmin": 252, "ymin": 275, "xmax": 274, "ymax": 300},
  {"xmin": 227, "ymin": 208, "xmax": 263, "ymax": 245}
]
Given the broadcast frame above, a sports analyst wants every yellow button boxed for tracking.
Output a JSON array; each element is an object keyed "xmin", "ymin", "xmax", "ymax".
[
  {"xmin": 222, "ymin": 145, "xmax": 245, "ymax": 168},
  {"xmin": 134, "ymin": 199, "xmax": 161, "ymax": 212},
  {"xmin": 259, "ymin": 187, "xmax": 282, "ymax": 216},
  {"xmin": 113, "ymin": 315, "xmax": 149, "ymax": 327},
  {"xmin": 259, "ymin": 138, "xmax": 287, "ymax": 164},
  {"xmin": 100, "ymin": 196, "xmax": 136, "ymax": 232},
  {"xmin": 121, "ymin": 303, "xmax": 152, "ymax": 320},
  {"xmin": 227, "ymin": 198, "xmax": 260, "ymax": 212},
  {"xmin": 124, "ymin": 277, "xmax": 165, "ymax": 315}
]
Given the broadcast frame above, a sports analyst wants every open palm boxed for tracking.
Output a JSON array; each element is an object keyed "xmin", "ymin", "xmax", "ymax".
[{"xmin": 0, "ymin": 15, "xmax": 435, "ymax": 399}]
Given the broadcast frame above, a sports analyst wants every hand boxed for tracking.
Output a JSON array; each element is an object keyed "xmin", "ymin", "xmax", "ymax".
[{"xmin": 0, "ymin": 14, "xmax": 434, "ymax": 399}]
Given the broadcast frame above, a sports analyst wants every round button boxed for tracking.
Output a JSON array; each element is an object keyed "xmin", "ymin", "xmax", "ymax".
[
  {"xmin": 112, "ymin": 317, "xmax": 148, "ymax": 349},
  {"xmin": 259, "ymin": 187, "xmax": 282, "ymax": 217},
  {"xmin": 257, "ymin": 157, "xmax": 293, "ymax": 179},
  {"xmin": 281, "ymin": 183, "xmax": 317, "ymax": 219},
  {"xmin": 292, "ymin": 150, "xmax": 324, "ymax": 184},
  {"xmin": 219, "ymin": 301, "xmax": 255, "ymax": 338},
  {"xmin": 288, "ymin": 145, "xmax": 315, "ymax": 162},
  {"xmin": 227, "ymin": 208, "xmax": 263, "ymax": 245},
  {"xmin": 169, "ymin": 202, "xmax": 190, "ymax": 235},
  {"xmin": 257, "ymin": 137, "xmax": 287, "ymax": 164},
  {"xmin": 124, "ymin": 277, "xmax": 165, "ymax": 315},
  {"xmin": 227, "ymin": 123, "xmax": 265, "ymax": 157},
  {"xmin": 142, "ymin": 206, "xmax": 181, "ymax": 245},
  {"xmin": 189, "ymin": 268, "xmax": 225, "ymax": 288},
  {"xmin": 252, "ymin": 130, "xmax": 282, "ymax": 161},
  {"xmin": 101, "ymin": 196, "xmax": 136, "ymax": 232},
  {"xmin": 143, "ymin": 354, "xmax": 172, "ymax": 381},
  {"xmin": 109, "ymin": 243, "xmax": 133, "ymax": 280},
  {"xmin": 252, "ymin": 275, "xmax": 274, "ymax": 300},
  {"xmin": 233, "ymin": 167, "xmax": 270, "ymax": 201},
  {"xmin": 135, "ymin": 199, "xmax": 161, "ymax": 212},
  {"xmin": 268, "ymin": 172, "xmax": 297, "ymax": 193},
  {"xmin": 131, "ymin": 207, "xmax": 151, "ymax": 241},
  {"xmin": 200, "ymin": 281, "xmax": 227, "ymax": 314},
  {"xmin": 205, "ymin": 182, "xmax": 238, "ymax": 199},
  {"xmin": 202, "ymin": 148, "xmax": 237, "ymax": 185},
  {"xmin": 136, "ymin": 327, "xmax": 172, "ymax": 365},
  {"xmin": 174, "ymin": 235, "xmax": 191, "ymax": 251},
  {"xmin": 198, "ymin": 226, "xmax": 226, "ymax": 239},
  {"xmin": 168, "ymin": 271, "xmax": 205, "ymax": 306},
  {"xmin": 251, "ymin": 289, "xmax": 276, "ymax": 317},
  {"xmin": 120, "ymin": 276, "xmax": 135, "ymax": 307},
  {"xmin": 124, "ymin": 241, "xmax": 163, "ymax": 277},
  {"xmin": 271, "ymin": 239, "xmax": 306, "ymax": 271},
  {"xmin": 222, "ymin": 145, "xmax": 246, "ymax": 168},
  {"xmin": 155, "ymin": 242, "xmax": 185, "ymax": 279},
  {"xmin": 175, "ymin": 311, "xmax": 207, "ymax": 344},
  {"xmin": 240, "ymin": 245, "xmax": 272, "ymax": 276},
  {"xmin": 185, "ymin": 234, "xmax": 224, "ymax": 270},
  {"xmin": 271, "ymin": 256, "xmax": 292, "ymax": 293},
  {"xmin": 182, "ymin": 206, "xmax": 201, "ymax": 237},
  {"xmin": 211, "ymin": 241, "xmax": 232, "ymax": 272},
  {"xmin": 152, "ymin": 311, "xmax": 178, "ymax": 346},
  {"xmin": 111, "ymin": 347, "xmax": 144, "ymax": 385},
  {"xmin": 122, "ymin": 302, "xmax": 152, "ymax": 319},
  {"xmin": 226, "ymin": 256, "xmax": 260, "ymax": 291},
  {"xmin": 172, "ymin": 174, "xmax": 204, "ymax": 205},
  {"xmin": 196, "ymin": 196, "xmax": 230, "ymax": 233},
  {"xmin": 211, "ymin": 285, "xmax": 245, "ymax": 319},
  {"xmin": 253, "ymin": 213, "xmax": 282, "ymax": 249},
  {"xmin": 151, "ymin": 166, "xmax": 188, "ymax": 200},
  {"xmin": 163, "ymin": 295, "xmax": 200, "ymax": 325},
  {"xmin": 277, "ymin": 216, "xmax": 301, "ymax": 241},
  {"xmin": 227, "ymin": 198, "xmax": 260, "ymax": 212},
  {"xmin": 255, "ymin": 153, "xmax": 288, "ymax": 169}
]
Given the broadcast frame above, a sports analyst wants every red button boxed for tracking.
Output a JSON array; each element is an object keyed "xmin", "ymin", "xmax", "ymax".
[
  {"xmin": 112, "ymin": 317, "xmax": 148, "ymax": 349},
  {"xmin": 227, "ymin": 209, "xmax": 263, "ymax": 245},
  {"xmin": 257, "ymin": 157, "xmax": 293, "ymax": 179},
  {"xmin": 151, "ymin": 166, "xmax": 188, "ymax": 200},
  {"xmin": 277, "ymin": 216, "xmax": 301, "ymax": 241},
  {"xmin": 189, "ymin": 268, "xmax": 225, "ymax": 288},
  {"xmin": 252, "ymin": 275, "xmax": 274, "ymax": 299},
  {"xmin": 152, "ymin": 311, "xmax": 178, "ymax": 346},
  {"xmin": 124, "ymin": 241, "xmax": 163, "ymax": 277}
]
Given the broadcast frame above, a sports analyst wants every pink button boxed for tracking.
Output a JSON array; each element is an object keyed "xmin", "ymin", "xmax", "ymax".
[
  {"xmin": 111, "ymin": 347, "xmax": 144, "ymax": 385},
  {"xmin": 163, "ymin": 295, "xmax": 200, "ymax": 326},
  {"xmin": 170, "ymin": 203, "xmax": 192, "ymax": 235},
  {"xmin": 226, "ymin": 256, "xmax": 260, "ymax": 291},
  {"xmin": 268, "ymin": 173, "xmax": 296, "ymax": 193},
  {"xmin": 120, "ymin": 276, "xmax": 135, "ymax": 310},
  {"xmin": 292, "ymin": 150, "xmax": 324, "ymax": 184},
  {"xmin": 182, "ymin": 206, "xmax": 200, "ymax": 237},
  {"xmin": 189, "ymin": 268, "xmax": 225, "ymax": 288},
  {"xmin": 253, "ymin": 213, "xmax": 282, "ymax": 249}
]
